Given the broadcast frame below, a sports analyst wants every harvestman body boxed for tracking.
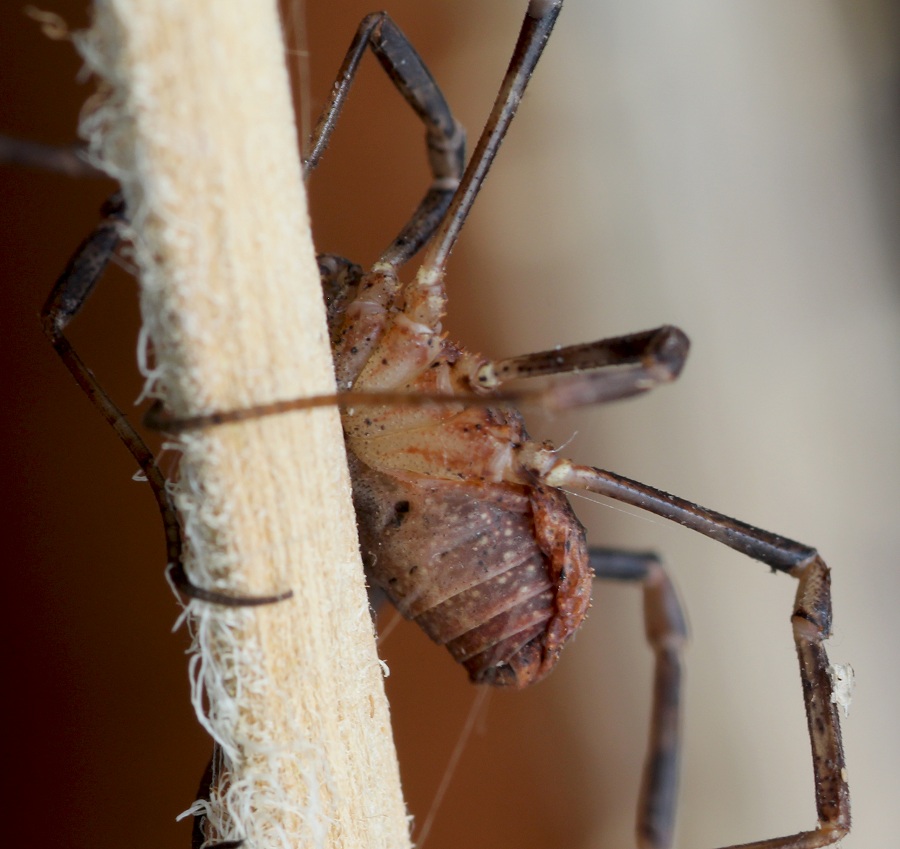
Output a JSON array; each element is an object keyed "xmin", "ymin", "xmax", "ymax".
[{"xmin": 35, "ymin": 2, "xmax": 849, "ymax": 848}]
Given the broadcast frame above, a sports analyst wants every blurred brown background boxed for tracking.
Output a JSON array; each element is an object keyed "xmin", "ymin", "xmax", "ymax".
[{"xmin": 2, "ymin": 1, "xmax": 898, "ymax": 848}]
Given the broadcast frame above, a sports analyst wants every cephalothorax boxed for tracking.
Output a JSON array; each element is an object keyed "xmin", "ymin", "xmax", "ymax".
[{"xmin": 32, "ymin": 1, "xmax": 849, "ymax": 847}]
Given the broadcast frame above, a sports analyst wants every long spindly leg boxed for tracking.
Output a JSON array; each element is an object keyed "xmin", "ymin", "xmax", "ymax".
[
  {"xmin": 590, "ymin": 548, "xmax": 687, "ymax": 849},
  {"xmin": 305, "ymin": 12, "xmax": 465, "ymax": 268},
  {"xmin": 148, "ymin": 323, "xmax": 691, "ymax": 434},
  {"xmin": 535, "ymin": 461, "xmax": 851, "ymax": 849},
  {"xmin": 3, "ymin": 13, "xmax": 466, "ymax": 267},
  {"xmin": 414, "ymin": 0, "xmax": 563, "ymax": 290},
  {"xmin": 42, "ymin": 195, "xmax": 290, "ymax": 607}
]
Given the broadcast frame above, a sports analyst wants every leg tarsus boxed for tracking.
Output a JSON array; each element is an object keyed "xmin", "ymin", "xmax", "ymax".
[{"xmin": 168, "ymin": 562, "xmax": 293, "ymax": 607}]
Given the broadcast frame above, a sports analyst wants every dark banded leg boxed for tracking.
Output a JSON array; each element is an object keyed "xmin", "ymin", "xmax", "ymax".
[
  {"xmin": 41, "ymin": 195, "xmax": 290, "ymax": 607},
  {"xmin": 541, "ymin": 463, "xmax": 851, "ymax": 849},
  {"xmin": 305, "ymin": 12, "xmax": 466, "ymax": 267},
  {"xmin": 590, "ymin": 548, "xmax": 686, "ymax": 849}
]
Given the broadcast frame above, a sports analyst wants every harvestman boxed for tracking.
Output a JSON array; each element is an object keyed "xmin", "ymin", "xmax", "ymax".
[{"xmin": 34, "ymin": 1, "xmax": 849, "ymax": 847}]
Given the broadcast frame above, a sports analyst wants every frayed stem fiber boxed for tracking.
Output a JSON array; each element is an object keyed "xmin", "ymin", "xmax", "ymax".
[{"xmin": 74, "ymin": 2, "xmax": 410, "ymax": 847}]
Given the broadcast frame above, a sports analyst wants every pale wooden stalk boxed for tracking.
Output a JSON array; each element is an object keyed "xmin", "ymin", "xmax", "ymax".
[{"xmin": 74, "ymin": 2, "xmax": 410, "ymax": 847}]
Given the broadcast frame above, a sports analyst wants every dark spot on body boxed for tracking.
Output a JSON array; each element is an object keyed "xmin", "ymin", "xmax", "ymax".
[
  {"xmin": 351, "ymin": 346, "xmax": 358, "ymax": 354},
  {"xmin": 389, "ymin": 500, "xmax": 411, "ymax": 528}
]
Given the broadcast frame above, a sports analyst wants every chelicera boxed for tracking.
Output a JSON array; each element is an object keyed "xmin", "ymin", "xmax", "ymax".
[{"xmin": 34, "ymin": 2, "xmax": 849, "ymax": 848}]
